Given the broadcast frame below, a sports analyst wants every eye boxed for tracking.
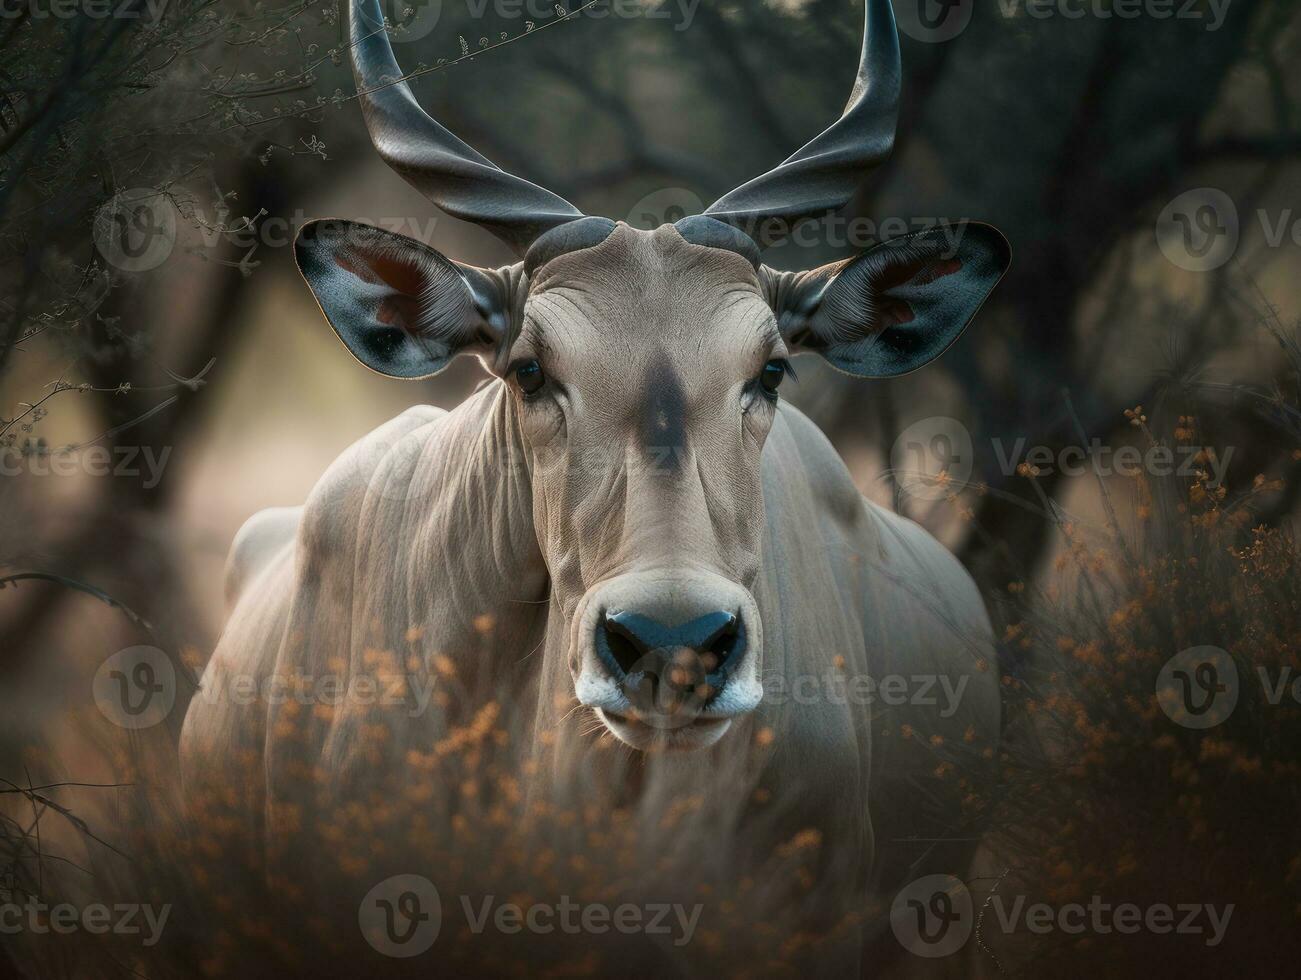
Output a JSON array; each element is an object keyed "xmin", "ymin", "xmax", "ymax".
[
  {"xmin": 515, "ymin": 359, "xmax": 545, "ymax": 396},
  {"xmin": 759, "ymin": 359, "xmax": 789, "ymax": 397}
]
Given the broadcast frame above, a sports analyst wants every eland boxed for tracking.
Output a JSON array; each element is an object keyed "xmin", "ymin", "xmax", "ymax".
[{"xmin": 180, "ymin": 0, "xmax": 1009, "ymax": 971}]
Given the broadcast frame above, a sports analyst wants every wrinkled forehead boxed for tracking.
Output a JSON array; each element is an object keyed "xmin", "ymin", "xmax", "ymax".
[{"xmin": 522, "ymin": 223, "xmax": 776, "ymax": 368}]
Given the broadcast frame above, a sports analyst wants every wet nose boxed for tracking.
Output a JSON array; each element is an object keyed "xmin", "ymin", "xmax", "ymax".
[{"xmin": 594, "ymin": 609, "xmax": 745, "ymax": 708}]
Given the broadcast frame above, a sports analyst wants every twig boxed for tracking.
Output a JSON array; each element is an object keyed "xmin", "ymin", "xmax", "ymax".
[
  {"xmin": 0, "ymin": 778, "xmax": 129, "ymax": 860},
  {"xmin": 0, "ymin": 572, "xmax": 153, "ymax": 632}
]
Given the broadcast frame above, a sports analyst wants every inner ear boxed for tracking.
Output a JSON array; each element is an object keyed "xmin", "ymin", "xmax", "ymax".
[
  {"xmin": 875, "ymin": 253, "xmax": 965, "ymax": 327},
  {"xmin": 893, "ymin": 254, "xmax": 964, "ymax": 288},
  {"xmin": 344, "ymin": 250, "xmax": 443, "ymax": 337}
]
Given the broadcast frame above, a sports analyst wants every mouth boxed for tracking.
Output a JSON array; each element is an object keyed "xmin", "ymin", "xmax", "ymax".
[
  {"xmin": 574, "ymin": 650, "xmax": 764, "ymax": 753},
  {"xmin": 597, "ymin": 707, "xmax": 734, "ymax": 752}
]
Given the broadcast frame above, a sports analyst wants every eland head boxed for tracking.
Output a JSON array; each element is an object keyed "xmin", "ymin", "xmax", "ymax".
[{"xmin": 294, "ymin": 0, "xmax": 1009, "ymax": 751}]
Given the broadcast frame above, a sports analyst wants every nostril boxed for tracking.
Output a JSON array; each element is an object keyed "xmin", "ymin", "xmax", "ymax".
[
  {"xmin": 704, "ymin": 615, "xmax": 741, "ymax": 674},
  {"xmin": 599, "ymin": 618, "xmax": 646, "ymax": 677}
]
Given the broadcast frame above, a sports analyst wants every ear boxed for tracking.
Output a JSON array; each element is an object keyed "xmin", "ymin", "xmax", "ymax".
[
  {"xmin": 767, "ymin": 222, "xmax": 1010, "ymax": 378},
  {"xmin": 293, "ymin": 219, "xmax": 515, "ymax": 379}
]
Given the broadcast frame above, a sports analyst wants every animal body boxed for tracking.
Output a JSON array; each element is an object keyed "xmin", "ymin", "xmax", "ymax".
[{"xmin": 180, "ymin": 1, "xmax": 1010, "ymax": 973}]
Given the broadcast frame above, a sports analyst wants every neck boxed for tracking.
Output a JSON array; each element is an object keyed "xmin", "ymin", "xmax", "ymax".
[{"xmin": 405, "ymin": 382, "xmax": 549, "ymax": 681}]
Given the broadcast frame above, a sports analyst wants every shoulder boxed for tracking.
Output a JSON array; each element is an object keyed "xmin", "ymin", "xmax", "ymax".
[
  {"xmin": 764, "ymin": 402, "xmax": 871, "ymax": 533},
  {"xmin": 864, "ymin": 501, "xmax": 988, "ymax": 623},
  {"xmin": 225, "ymin": 505, "xmax": 302, "ymax": 607},
  {"xmin": 222, "ymin": 404, "xmax": 450, "ymax": 605},
  {"xmin": 765, "ymin": 401, "xmax": 988, "ymax": 628},
  {"xmin": 295, "ymin": 402, "xmax": 451, "ymax": 561}
]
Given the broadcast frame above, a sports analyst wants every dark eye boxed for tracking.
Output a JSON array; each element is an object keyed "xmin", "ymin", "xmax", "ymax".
[
  {"xmin": 759, "ymin": 359, "xmax": 788, "ymax": 397},
  {"xmin": 515, "ymin": 359, "xmax": 545, "ymax": 396}
]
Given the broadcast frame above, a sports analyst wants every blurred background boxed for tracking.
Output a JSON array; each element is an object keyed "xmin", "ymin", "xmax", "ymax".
[{"xmin": 2, "ymin": 0, "xmax": 1300, "ymax": 975}]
